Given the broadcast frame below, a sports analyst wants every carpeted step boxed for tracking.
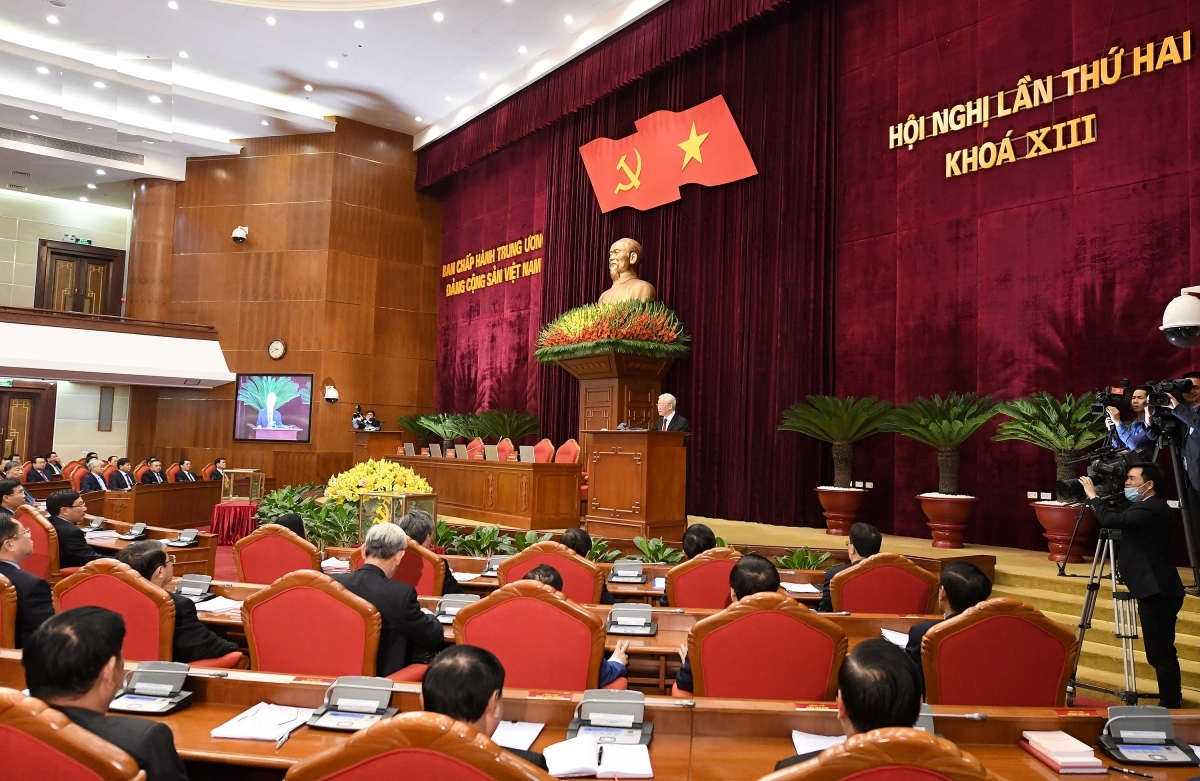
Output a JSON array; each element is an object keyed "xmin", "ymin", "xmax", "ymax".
[
  {"xmin": 1072, "ymin": 664, "xmax": 1200, "ymax": 708},
  {"xmin": 1041, "ymin": 610, "xmax": 1200, "ymax": 664},
  {"xmin": 991, "ymin": 584, "xmax": 1200, "ymax": 637},
  {"xmin": 1079, "ymin": 640, "xmax": 1200, "ymax": 690}
]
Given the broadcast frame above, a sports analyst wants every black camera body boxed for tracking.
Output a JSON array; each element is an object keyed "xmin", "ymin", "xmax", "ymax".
[
  {"xmin": 1148, "ymin": 378, "xmax": 1194, "ymax": 410},
  {"xmin": 1057, "ymin": 448, "xmax": 1142, "ymax": 504},
  {"xmin": 1090, "ymin": 379, "xmax": 1131, "ymax": 416}
]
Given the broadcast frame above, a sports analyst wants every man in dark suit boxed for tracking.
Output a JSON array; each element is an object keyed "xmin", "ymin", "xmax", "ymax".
[
  {"xmin": 79, "ymin": 459, "xmax": 109, "ymax": 494},
  {"xmin": 2, "ymin": 461, "xmax": 35, "ymax": 505},
  {"xmin": 110, "ymin": 458, "xmax": 137, "ymax": 491},
  {"xmin": 44, "ymin": 452, "xmax": 63, "ymax": 478},
  {"xmin": 333, "ymin": 522, "xmax": 444, "ymax": 676},
  {"xmin": 25, "ymin": 456, "xmax": 51, "ymax": 483},
  {"xmin": 0, "ymin": 477, "xmax": 24, "ymax": 519},
  {"xmin": 560, "ymin": 527, "xmax": 616, "ymax": 604},
  {"xmin": 117, "ymin": 540, "xmax": 239, "ymax": 664},
  {"xmin": 46, "ymin": 489, "xmax": 105, "ymax": 568},
  {"xmin": 1082, "ymin": 462, "xmax": 1186, "ymax": 708},
  {"xmin": 210, "ymin": 457, "xmax": 227, "ymax": 481},
  {"xmin": 0, "ymin": 512, "xmax": 54, "ymax": 646},
  {"xmin": 655, "ymin": 393, "xmax": 691, "ymax": 443},
  {"xmin": 904, "ymin": 561, "xmax": 992, "ymax": 694},
  {"xmin": 816, "ymin": 522, "xmax": 882, "ymax": 612},
  {"xmin": 141, "ymin": 458, "xmax": 166, "ymax": 484},
  {"xmin": 774, "ymin": 639, "xmax": 922, "ymax": 770},
  {"xmin": 422, "ymin": 644, "xmax": 549, "ymax": 770},
  {"xmin": 22, "ymin": 607, "xmax": 188, "ymax": 781},
  {"xmin": 675, "ymin": 554, "xmax": 781, "ymax": 694},
  {"xmin": 173, "ymin": 459, "xmax": 198, "ymax": 483},
  {"xmin": 397, "ymin": 509, "xmax": 465, "ymax": 596}
]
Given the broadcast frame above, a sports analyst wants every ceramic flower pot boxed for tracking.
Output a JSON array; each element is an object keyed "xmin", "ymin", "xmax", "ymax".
[
  {"xmin": 815, "ymin": 487, "xmax": 867, "ymax": 535},
  {"xmin": 916, "ymin": 494, "xmax": 977, "ymax": 548},
  {"xmin": 1032, "ymin": 501, "xmax": 1096, "ymax": 563}
]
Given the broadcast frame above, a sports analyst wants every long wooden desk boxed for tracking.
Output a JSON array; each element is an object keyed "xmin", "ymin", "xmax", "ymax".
[
  {"xmin": 4, "ymin": 650, "xmax": 1197, "ymax": 779},
  {"xmin": 24, "ymin": 479, "xmax": 71, "ymax": 499},
  {"xmin": 82, "ymin": 519, "xmax": 218, "ymax": 578},
  {"xmin": 80, "ymin": 481, "xmax": 223, "ymax": 530},
  {"xmin": 389, "ymin": 455, "xmax": 581, "ymax": 530}
]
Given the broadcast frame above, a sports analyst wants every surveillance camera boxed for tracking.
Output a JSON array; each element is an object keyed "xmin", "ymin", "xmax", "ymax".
[
  {"xmin": 231, "ymin": 226, "xmax": 249, "ymax": 244},
  {"xmin": 324, "ymin": 385, "xmax": 340, "ymax": 404},
  {"xmin": 1162, "ymin": 287, "xmax": 1200, "ymax": 348}
]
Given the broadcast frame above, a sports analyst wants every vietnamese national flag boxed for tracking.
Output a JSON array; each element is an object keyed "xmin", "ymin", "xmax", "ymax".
[{"xmin": 578, "ymin": 95, "xmax": 758, "ymax": 213}]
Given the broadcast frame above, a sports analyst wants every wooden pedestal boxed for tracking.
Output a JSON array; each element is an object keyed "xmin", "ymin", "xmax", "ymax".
[
  {"xmin": 583, "ymin": 430, "xmax": 687, "ymax": 540},
  {"xmin": 556, "ymin": 351, "xmax": 674, "ymax": 433}
]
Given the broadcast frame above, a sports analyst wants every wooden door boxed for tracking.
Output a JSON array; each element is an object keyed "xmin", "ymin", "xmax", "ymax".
[
  {"xmin": 34, "ymin": 240, "xmax": 125, "ymax": 316},
  {"xmin": 0, "ymin": 394, "xmax": 34, "ymax": 458}
]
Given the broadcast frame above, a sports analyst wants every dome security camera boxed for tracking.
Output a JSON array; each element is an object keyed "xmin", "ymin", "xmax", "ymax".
[
  {"xmin": 1162, "ymin": 286, "xmax": 1200, "ymax": 348},
  {"xmin": 324, "ymin": 385, "xmax": 340, "ymax": 403},
  {"xmin": 231, "ymin": 226, "xmax": 249, "ymax": 244}
]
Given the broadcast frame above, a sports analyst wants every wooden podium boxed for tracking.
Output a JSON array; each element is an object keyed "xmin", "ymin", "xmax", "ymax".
[
  {"xmin": 556, "ymin": 351, "xmax": 673, "ymax": 432},
  {"xmin": 583, "ymin": 430, "xmax": 687, "ymax": 540},
  {"xmin": 352, "ymin": 430, "xmax": 408, "ymax": 464}
]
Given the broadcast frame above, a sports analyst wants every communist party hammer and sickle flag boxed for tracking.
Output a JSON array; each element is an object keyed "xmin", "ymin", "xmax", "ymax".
[{"xmin": 579, "ymin": 95, "xmax": 757, "ymax": 213}]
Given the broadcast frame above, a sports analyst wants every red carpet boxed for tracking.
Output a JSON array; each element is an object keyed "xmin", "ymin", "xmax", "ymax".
[{"xmin": 197, "ymin": 526, "xmax": 239, "ymax": 582}]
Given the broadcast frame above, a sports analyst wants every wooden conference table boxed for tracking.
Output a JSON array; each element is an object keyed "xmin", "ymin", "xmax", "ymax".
[
  {"xmin": 187, "ymin": 579, "xmax": 936, "ymax": 693},
  {"xmin": 72, "ymin": 518, "xmax": 218, "ymax": 578},
  {"xmin": 2, "ymin": 650, "xmax": 1196, "ymax": 780}
]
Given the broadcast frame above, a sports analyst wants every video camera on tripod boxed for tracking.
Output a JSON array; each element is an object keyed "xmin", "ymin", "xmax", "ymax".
[
  {"xmin": 1056, "ymin": 448, "xmax": 1143, "ymax": 505},
  {"xmin": 1089, "ymin": 378, "xmax": 1133, "ymax": 417}
]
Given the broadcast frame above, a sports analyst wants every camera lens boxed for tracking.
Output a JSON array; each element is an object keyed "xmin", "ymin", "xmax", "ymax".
[{"xmin": 1056, "ymin": 478, "xmax": 1086, "ymax": 503}]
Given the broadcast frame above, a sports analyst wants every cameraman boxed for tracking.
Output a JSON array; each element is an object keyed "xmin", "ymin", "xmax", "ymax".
[
  {"xmin": 1165, "ymin": 374, "xmax": 1200, "ymax": 504},
  {"xmin": 352, "ymin": 408, "xmax": 382, "ymax": 431},
  {"xmin": 1106, "ymin": 385, "xmax": 1158, "ymax": 457},
  {"xmin": 1080, "ymin": 463, "xmax": 1184, "ymax": 708}
]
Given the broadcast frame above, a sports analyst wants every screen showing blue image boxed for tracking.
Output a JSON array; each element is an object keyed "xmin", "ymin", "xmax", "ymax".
[{"xmin": 232, "ymin": 374, "xmax": 313, "ymax": 443}]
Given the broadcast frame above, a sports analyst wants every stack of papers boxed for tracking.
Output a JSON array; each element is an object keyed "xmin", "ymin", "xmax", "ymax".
[
  {"xmin": 880, "ymin": 628, "xmax": 909, "ymax": 648},
  {"xmin": 791, "ymin": 730, "xmax": 846, "ymax": 755},
  {"xmin": 543, "ymin": 735, "xmax": 652, "ymax": 778},
  {"xmin": 452, "ymin": 572, "xmax": 481, "ymax": 583},
  {"xmin": 1020, "ymin": 731, "xmax": 1106, "ymax": 774},
  {"xmin": 85, "ymin": 530, "xmax": 120, "ymax": 542},
  {"xmin": 321, "ymin": 558, "xmax": 350, "ymax": 573},
  {"xmin": 194, "ymin": 596, "xmax": 243, "ymax": 614},
  {"xmin": 210, "ymin": 703, "xmax": 314, "ymax": 741},
  {"xmin": 491, "ymin": 721, "xmax": 544, "ymax": 751},
  {"xmin": 781, "ymin": 582, "xmax": 821, "ymax": 595}
]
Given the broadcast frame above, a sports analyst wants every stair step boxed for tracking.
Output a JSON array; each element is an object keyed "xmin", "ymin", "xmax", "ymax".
[
  {"xmin": 992, "ymin": 584, "xmax": 1200, "ymax": 637},
  {"xmin": 1080, "ymin": 641, "xmax": 1200, "ymax": 688},
  {"xmin": 1074, "ymin": 665, "xmax": 1200, "ymax": 708},
  {"xmin": 1041, "ymin": 611, "xmax": 1200, "ymax": 664}
]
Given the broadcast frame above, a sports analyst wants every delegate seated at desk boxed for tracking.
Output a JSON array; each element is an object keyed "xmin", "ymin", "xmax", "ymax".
[
  {"xmin": 79, "ymin": 458, "xmax": 109, "ymax": 493},
  {"xmin": 561, "ymin": 527, "xmax": 616, "ymax": 605},
  {"xmin": 25, "ymin": 456, "xmax": 52, "ymax": 483},
  {"xmin": 0, "ymin": 512, "xmax": 54, "ymax": 647},
  {"xmin": 817, "ymin": 522, "xmax": 882, "ymax": 613},
  {"xmin": 46, "ymin": 489, "xmax": 106, "ymax": 568},
  {"xmin": 141, "ymin": 458, "xmax": 166, "ymax": 485},
  {"xmin": 110, "ymin": 458, "xmax": 137, "ymax": 491},
  {"xmin": 22, "ymin": 607, "xmax": 188, "ymax": 781},
  {"xmin": 905, "ymin": 562, "xmax": 992, "ymax": 694},
  {"xmin": 0, "ymin": 477, "xmax": 25, "ymax": 519},
  {"xmin": 3, "ymin": 461, "xmax": 36, "ymax": 505},
  {"xmin": 397, "ymin": 508, "xmax": 466, "ymax": 596},
  {"xmin": 524, "ymin": 564, "xmax": 630, "ymax": 687}
]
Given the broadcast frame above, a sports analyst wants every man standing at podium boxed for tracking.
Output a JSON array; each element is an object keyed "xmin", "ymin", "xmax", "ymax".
[{"xmin": 655, "ymin": 394, "xmax": 690, "ymax": 444}]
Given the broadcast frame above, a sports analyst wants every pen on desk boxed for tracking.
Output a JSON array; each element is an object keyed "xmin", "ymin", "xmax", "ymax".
[
  {"xmin": 1107, "ymin": 767, "xmax": 1152, "ymax": 779},
  {"xmin": 597, "ymin": 745, "xmax": 604, "ymax": 766},
  {"xmin": 276, "ymin": 732, "xmax": 290, "ymax": 751}
]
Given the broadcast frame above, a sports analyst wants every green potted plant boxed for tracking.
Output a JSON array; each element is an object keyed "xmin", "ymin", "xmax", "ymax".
[
  {"xmin": 887, "ymin": 393, "xmax": 999, "ymax": 548},
  {"xmin": 778, "ymin": 395, "xmax": 892, "ymax": 535},
  {"xmin": 992, "ymin": 393, "xmax": 1107, "ymax": 562},
  {"xmin": 631, "ymin": 536, "xmax": 684, "ymax": 565}
]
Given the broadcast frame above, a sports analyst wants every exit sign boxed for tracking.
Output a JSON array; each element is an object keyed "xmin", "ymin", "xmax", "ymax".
[{"xmin": 0, "ymin": 379, "xmax": 12, "ymax": 386}]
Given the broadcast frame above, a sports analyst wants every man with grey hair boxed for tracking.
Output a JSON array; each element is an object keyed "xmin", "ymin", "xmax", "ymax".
[
  {"xmin": 655, "ymin": 393, "xmax": 690, "ymax": 443},
  {"xmin": 79, "ymin": 459, "xmax": 109, "ymax": 494},
  {"xmin": 398, "ymin": 509, "xmax": 466, "ymax": 596},
  {"xmin": 332, "ymin": 522, "xmax": 444, "ymax": 676}
]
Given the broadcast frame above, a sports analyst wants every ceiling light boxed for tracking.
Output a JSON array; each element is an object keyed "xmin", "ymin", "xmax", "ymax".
[
  {"xmin": 260, "ymin": 120, "xmax": 269, "ymax": 125},
  {"xmin": 433, "ymin": 11, "xmax": 444, "ymax": 21},
  {"xmin": 327, "ymin": 60, "xmax": 338, "ymax": 68},
  {"xmin": 266, "ymin": 16, "xmax": 276, "ymax": 24},
  {"xmin": 414, "ymin": 116, "xmax": 422, "ymax": 122},
  {"xmin": 445, "ymin": 95, "xmax": 452, "ymax": 101},
  {"xmin": 564, "ymin": 15, "xmax": 573, "ymax": 23},
  {"xmin": 36, "ymin": 66, "xmax": 50, "ymax": 74},
  {"xmin": 93, "ymin": 81, "xmax": 106, "ymax": 88},
  {"xmin": 167, "ymin": 1, "xmax": 178, "ymax": 8},
  {"xmin": 178, "ymin": 50, "xmax": 188, "ymax": 58},
  {"xmin": 148, "ymin": 95, "xmax": 162, "ymax": 103},
  {"xmin": 303, "ymin": 84, "xmax": 313, "ymax": 91},
  {"xmin": 479, "ymin": 72, "xmax": 487, "ymax": 80},
  {"xmin": 79, "ymin": 197, "xmax": 88, "ymax": 201},
  {"xmin": 87, "ymin": 184, "xmax": 96, "ymax": 189},
  {"xmin": 354, "ymin": 20, "xmax": 364, "ymax": 28},
  {"xmin": 96, "ymin": 169, "xmax": 106, "ymax": 175},
  {"xmin": 47, "ymin": 15, "xmax": 59, "ymax": 24},
  {"xmin": 144, "ymin": 140, "xmax": 154, "ymax": 144},
  {"xmin": 29, "ymin": 114, "xmax": 39, "ymax": 120},
  {"xmin": 518, "ymin": 46, "xmax": 527, "ymax": 54}
]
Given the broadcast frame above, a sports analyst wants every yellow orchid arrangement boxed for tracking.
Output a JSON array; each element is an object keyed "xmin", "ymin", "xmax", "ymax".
[{"xmin": 325, "ymin": 459, "xmax": 432, "ymax": 506}]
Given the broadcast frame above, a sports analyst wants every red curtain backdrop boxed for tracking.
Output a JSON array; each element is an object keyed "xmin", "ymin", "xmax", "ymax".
[{"xmin": 836, "ymin": 0, "xmax": 1200, "ymax": 549}]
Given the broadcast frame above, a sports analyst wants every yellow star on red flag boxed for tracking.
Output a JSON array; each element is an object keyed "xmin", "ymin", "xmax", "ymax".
[{"xmin": 678, "ymin": 122, "xmax": 710, "ymax": 170}]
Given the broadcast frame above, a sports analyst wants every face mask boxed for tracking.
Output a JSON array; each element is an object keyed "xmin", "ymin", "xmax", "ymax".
[{"xmin": 1124, "ymin": 485, "xmax": 1144, "ymax": 502}]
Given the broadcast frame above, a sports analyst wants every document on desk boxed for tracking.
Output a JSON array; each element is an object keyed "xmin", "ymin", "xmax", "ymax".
[
  {"xmin": 320, "ymin": 558, "xmax": 350, "ymax": 573},
  {"xmin": 491, "ymin": 721, "xmax": 544, "ymax": 751},
  {"xmin": 193, "ymin": 596, "xmax": 243, "ymax": 614},
  {"xmin": 84, "ymin": 530, "xmax": 120, "ymax": 542},
  {"xmin": 452, "ymin": 572, "xmax": 481, "ymax": 582},
  {"xmin": 791, "ymin": 730, "xmax": 846, "ymax": 755},
  {"xmin": 880, "ymin": 628, "xmax": 909, "ymax": 648},
  {"xmin": 544, "ymin": 734, "xmax": 652, "ymax": 778},
  {"xmin": 780, "ymin": 582, "xmax": 821, "ymax": 595},
  {"xmin": 210, "ymin": 703, "xmax": 314, "ymax": 741}
]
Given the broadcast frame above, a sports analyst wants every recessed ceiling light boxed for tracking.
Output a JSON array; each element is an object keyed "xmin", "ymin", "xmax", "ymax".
[
  {"xmin": 167, "ymin": 1, "xmax": 178, "ymax": 8},
  {"xmin": 143, "ymin": 140, "xmax": 154, "ymax": 144},
  {"xmin": 148, "ymin": 95, "xmax": 162, "ymax": 103},
  {"xmin": 564, "ymin": 15, "xmax": 573, "ymax": 23},
  {"xmin": 260, "ymin": 120, "xmax": 269, "ymax": 125},
  {"xmin": 93, "ymin": 81, "xmax": 106, "ymax": 88},
  {"xmin": 87, "ymin": 183, "xmax": 96, "ymax": 189},
  {"xmin": 266, "ymin": 16, "xmax": 276, "ymax": 25},
  {"xmin": 46, "ymin": 15, "xmax": 59, "ymax": 24},
  {"xmin": 79, "ymin": 197, "xmax": 88, "ymax": 201},
  {"xmin": 414, "ymin": 116, "xmax": 422, "ymax": 122},
  {"xmin": 303, "ymin": 84, "xmax": 313, "ymax": 91},
  {"xmin": 354, "ymin": 19, "xmax": 364, "ymax": 28},
  {"xmin": 445, "ymin": 95, "xmax": 452, "ymax": 101},
  {"xmin": 479, "ymin": 72, "xmax": 487, "ymax": 80},
  {"xmin": 178, "ymin": 50, "xmax": 188, "ymax": 58},
  {"xmin": 36, "ymin": 66, "xmax": 50, "ymax": 74},
  {"xmin": 433, "ymin": 11, "xmax": 444, "ymax": 21},
  {"xmin": 96, "ymin": 169, "xmax": 106, "ymax": 175},
  {"xmin": 327, "ymin": 60, "xmax": 338, "ymax": 68},
  {"xmin": 518, "ymin": 46, "xmax": 527, "ymax": 54},
  {"xmin": 29, "ymin": 114, "xmax": 39, "ymax": 120}
]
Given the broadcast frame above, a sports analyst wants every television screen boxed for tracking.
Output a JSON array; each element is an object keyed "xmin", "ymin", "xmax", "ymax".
[{"xmin": 232, "ymin": 374, "xmax": 314, "ymax": 442}]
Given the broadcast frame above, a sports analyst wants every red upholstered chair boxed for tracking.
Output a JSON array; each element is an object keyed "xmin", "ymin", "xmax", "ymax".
[
  {"xmin": 496, "ymin": 438, "xmax": 515, "ymax": 463},
  {"xmin": 62, "ymin": 462, "xmax": 82, "ymax": 482},
  {"xmin": 532, "ymin": 438, "xmax": 555, "ymax": 463},
  {"xmin": 242, "ymin": 570, "xmax": 382, "ymax": 677},
  {"xmin": 664, "ymin": 547, "xmax": 743, "ymax": 608},
  {"xmin": 0, "ymin": 688, "xmax": 147, "ymax": 781},
  {"xmin": 466, "ymin": 437, "xmax": 485, "ymax": 460},
  {"xmin": 234, "ymin": 524, "xmax": 321, "ymax": 584},
  {"xmin": 282, "ymin": 711, "xmax": 554, "ymax": 781},
  {"xmin": 165, "ymin": 463, "xmax": 181, "ymax": 482},
  {"xmin": 101, "ymin": 465, "xmax": 117, "ymax": 484},
  {"xmin": 497, "ymin": 541, "xmax": 603, "ymax": 604},
  {"xmin": 676, "ymin": 593, "xmax": 846, "ymax": 699},
  {"xmin": 21, "ymin": 461, "xmax": 32, "ymax": 482},
  {"xmin": 830, "ymin": 553, "xmax": 940, "ymax": 614},
  {"xmin": 759, "ymin": 727, "xmax": 1000, "ymax": 781},
  {"xmin": 16, "ymin": 505, "xmax": 75, "ymax": 584},
  {"xmin": 553, "ymin": 438, "xmax": 580, "ymax": 464},
  {"xmin": 921, "ymin": 597, "xmax": 1079, "ymax": 707},
  {"xmin": 202, "ymin": 463, "xmax": 217, "ymax": 480},
  {"xmin": 70, "ymin": 468, "xmax": 87, "ymax": 491},
  {"xmin": 348, "ymin": 541, "xmax": 446, "ymax": 597},
  {"xmin": 133, "ymin": 462, "xmax": 149, "ymax": 482},
  {"xmin": 454, "ymin": 580, "xmax": 623, "ymax": 691},
  {"xmin": 0, "ymin": 572, "xmax": 16, "ymax": 648}
]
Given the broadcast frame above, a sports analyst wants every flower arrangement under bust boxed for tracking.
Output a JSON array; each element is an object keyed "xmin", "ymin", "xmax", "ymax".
[
  {"xmin": 325, "ymin": 459, "xmax": 432, "ymax": 506},
  {"xmin": 534, "ymin": 299, "xmax": 691, "ymax": 362}
]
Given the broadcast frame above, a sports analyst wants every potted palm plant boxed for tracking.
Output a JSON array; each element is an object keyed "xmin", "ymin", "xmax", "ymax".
[
  {"xmin": 888, "ymin": 393, "xmax": 999, "ymax": 548},
  {"xmin": 779, "ymin": 395, "xmax": 893, "ymax": 535},
  {"xmin": 992, "ymin": 393, "xmax": 1107, "ymax": 562}
]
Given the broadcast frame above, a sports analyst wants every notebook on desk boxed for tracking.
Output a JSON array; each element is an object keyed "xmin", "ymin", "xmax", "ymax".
[
  {"xmin": 544, "ymin": 735, "xmax": 652, "ymax": 779},
  {"xmin": 520, "ymin": 446, "xmax": 536, "ymax": 462}
]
